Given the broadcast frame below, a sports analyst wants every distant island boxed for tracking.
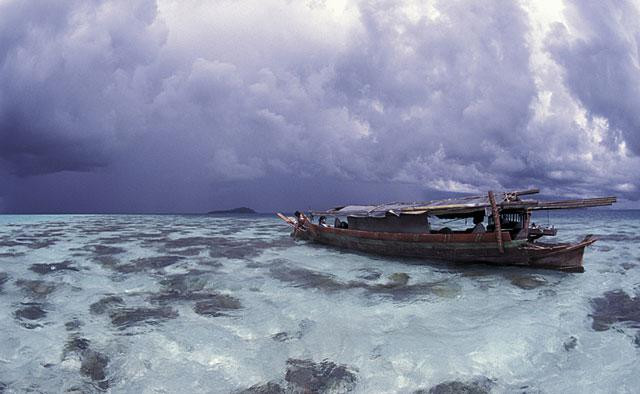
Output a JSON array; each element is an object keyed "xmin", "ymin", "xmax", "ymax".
[{"xmin": 207, "ymin": 207, "xmax": 257, "ymax": 214}]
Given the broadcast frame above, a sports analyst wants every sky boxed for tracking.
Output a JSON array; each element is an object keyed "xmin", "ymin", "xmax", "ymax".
[{"xmin": 1, "ymin": 0, "xmax": 639, "ymax": 213}]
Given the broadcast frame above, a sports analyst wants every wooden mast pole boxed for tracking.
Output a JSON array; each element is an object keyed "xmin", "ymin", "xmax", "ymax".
[{"xmin": 488, "ymin": 191, "xmax": 504, "ymax": 254}]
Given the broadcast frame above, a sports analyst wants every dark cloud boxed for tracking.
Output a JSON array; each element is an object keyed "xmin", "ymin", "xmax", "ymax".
[
  {"xmin": 0, "ymin": 0, "xmax": 638, "ymax": 212},
  {"xmin": 0, "ymin": 0, "xmax": 164, "ymax": 176},
  {"xmin": 0, "ymin": 109, "xmax": 108, "ymax": 176},
  {"xmin": 331, "ymin": 0, "xmax": 536, "ymax": 188},
  {"xmin": 546, "ymin": 0, "xmax": 640, "ymax": 155}
]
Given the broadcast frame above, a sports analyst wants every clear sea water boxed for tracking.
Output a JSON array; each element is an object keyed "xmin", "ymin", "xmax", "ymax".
[{"xmin": 0, "ymin": 210, "xmax": 639, "ymax": 393}]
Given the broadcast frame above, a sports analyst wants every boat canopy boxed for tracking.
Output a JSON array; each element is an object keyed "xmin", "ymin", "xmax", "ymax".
[{"xmin": 312, "ymin": 189, "xmax": 616, "ymax": 218}]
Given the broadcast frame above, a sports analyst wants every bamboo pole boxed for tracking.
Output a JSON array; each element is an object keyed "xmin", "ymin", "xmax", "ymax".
[
  {"xmin": 529, "ymin": 196, "xmax": 616, "ymax": 210},
  {"xmin": 488, "ymin": 191, "xmax": 504, "ymax": 254},
  {"xmin": 512, "ymin": 188, "xmax": 540, "ymax": 196}
]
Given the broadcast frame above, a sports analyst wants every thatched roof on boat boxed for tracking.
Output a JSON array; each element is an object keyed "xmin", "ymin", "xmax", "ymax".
[{"xmin": 312, "ymin": 189, "xmax": 616, "ymax": 217}]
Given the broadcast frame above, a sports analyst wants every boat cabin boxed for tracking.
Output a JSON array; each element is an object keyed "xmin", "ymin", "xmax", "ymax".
[
  {"xmin": 324, "ymin": 208, "xmax": 529, "ymax": 239},
  {"xmin": 346, "ymin": 212, "xmax": 428, "ymax": 234}
]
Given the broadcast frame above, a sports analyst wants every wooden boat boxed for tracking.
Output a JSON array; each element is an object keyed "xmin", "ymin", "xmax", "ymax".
[{"xmin": 276, "ymin": 189, "xmax": 616, "ymax": 272}]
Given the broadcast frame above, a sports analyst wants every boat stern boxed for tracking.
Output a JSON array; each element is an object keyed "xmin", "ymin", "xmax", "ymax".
[{"xmin": 528, "ymin": 235, "xmax": 597, "ymax": 272}]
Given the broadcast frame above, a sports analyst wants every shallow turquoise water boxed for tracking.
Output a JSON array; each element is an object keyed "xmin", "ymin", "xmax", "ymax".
[{"xmin": 0, "ymin": 211, "xmax": 638, "ymax": 393}]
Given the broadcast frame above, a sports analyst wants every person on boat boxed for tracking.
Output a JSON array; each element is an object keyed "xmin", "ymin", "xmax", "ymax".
[
  {"xmin": 318, "ymin": 216, "xmax": 328, "ymax": 227},
  {"xmin": 472, "ymin": 214, "xmax": 486, "ymax": 233},
  {"xmin": 294, "ymin": 211, "xmax": 307, "ymax": 226},
  {"xmin": 334, "ymin": 217, "xmax": 348, "ymax": 229}
]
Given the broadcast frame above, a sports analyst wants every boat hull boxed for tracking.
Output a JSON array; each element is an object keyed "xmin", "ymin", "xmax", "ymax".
[{"xmin": 294, "ymin": 223, "xmax": 595, "ymax": 272}]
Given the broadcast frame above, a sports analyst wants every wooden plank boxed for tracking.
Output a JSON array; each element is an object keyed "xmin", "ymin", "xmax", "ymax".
[
  {"xmin": 529, "ymin": 196, "xmax": 616, "ymax": 210},
  {"xmin": 512, "ymin": 188, "xmax": 540, "ymax": 196},
  {"xmin": 488, "ymin": 191, "xmax": 504, "ymax": 254},
  {"xmin": 276, "ymin": 213, "xmax": 296, "ymax": 227}
]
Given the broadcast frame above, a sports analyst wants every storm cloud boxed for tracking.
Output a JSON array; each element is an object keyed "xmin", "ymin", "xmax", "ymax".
[
  {"xmin": 0, "ymin": 0, "xmax": 638, "ymax": 212},
  {"xmin": 547, "ymin": 0, "xmax": 640, "ymax": 155}
]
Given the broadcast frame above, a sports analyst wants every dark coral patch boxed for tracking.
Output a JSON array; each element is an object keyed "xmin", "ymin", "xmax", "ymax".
[
  {"xmin": 109, "ymin": 307, "xmax": 178, "ymax": 329},
  {"xmin": 0, "ymin": 272, "xmax": 7, "ymax": 291},
  {"xmin": 144, "ymin": 270, "xmax": 242, "ymax": 316},
  {"xmin": 384, "ymin": 272, "xmax": 410, "ymax": 287},
  {"xmin": 416, "ymin": 376, "xmax": 494, "ymax": 394},
  {"xmin": 30, "ymin": 261, "xmax": 79, "ymax": 275},
  {"xmin": 589, "ymin": 290, "xmax": 640, "ymax": 331},
  {"xmin": 92, "ymin": 256, "xmax": 120, "ymax": 270},
  {"xmin": 197, "ymin": 260, "xmax": 224, "ymax": 269},
  {"xmin": 238, "ymin": 359, "xmax": 358, "ymax": 393},
  {"xmin": 80, "ymin": 349, "xmax": 110, "ymax": 389},
  {"xmin": 116, "ymin": 256, "xmax": 183, "ymax": 273},
  {"xmin": 237, "ymin": 382, "xmax": 284, "ymax": 394},
  {"xmin": 78, "ymin": 223, "xmax": 127, "ymax": 235},
  {"xmin": 269, "ymin": 266, "xmax": 349, "ymax": 291},
  {"xmin": 27, "ymin": 239, "xmax": 58, "ymax": 249},
  {"xmin": 508, "ymin": 274, "xmax": 547, "ymax": 290},
  {"xmin": 32, "ymin": 229, "xmax": 65, "ymax": 237},
  {"xmin": 0, "ymin": 252, "xmax": 25, "ymax": 258},
  {"xmin": 15, "ymin": 303, "xmax": 47, "ymax": 320},
  {"xmin": 65, "ymin": 319, "xmax": 84, "ymax": 331},
  {"xmin": 62, "ymin": 333, "xmax": 109, "ymax": 388},
  {"xmin": 563, "ymin": 336, "xmax": 578, "ymax": 351},
  {"xmin": 284, "ymin": 359, "xmax": 357, "ymax": 393},
  {"xmin": 83, "ymin": 244, "xmax": 126, "ymax": 256},
  {"xmin": 65, "ymin": 336, "xmax": 91, "ymax": 354},
  {"xmin": 208, "ymin": 243, "xmax": 258, "ymax": 260},
  {"xmin": 172, "ymin": 247, "xmax": 204, "ymax": 256},
  {"xmin": 89, "ymin": 296, "xmax": 125, "ymax": 315},
  {"xmin": 158, "ymin": 271, "xmax": 210, "ymax": 294},
  {"xmin": 94, "ymin": 236, "xmax": 133, "ymax": 245},
  {"xmin": 621, "ymin": 262, "xmax": 637, "ymax": 270},
  {"xmin": 365, "ymin": 277, "xmax": 461, "ymax": 300},
  {"xmin": 270, "ymin": 265, "xmax": 459, "ymax": 300},
  {"xmin": 96, "ymin": 230, "xmax": 166, "ymax": 244},
  {"xmin": 164, "ymin": 236, "xmax": 216, "ymax": 249},
  {"xmin": 193, "ymin": 294, "xmax": 242, "ymax": 317},
  {"xmin": 15, "ymin": 279, "xmax": 57, "ymax": 298},
  {"xmin": 12, "ymin": 236, "xmax": 58, "ymax": 249},
  {"xmin": 0, "ymin": 239, "xmax": 23, "ymax": 247},
  {"xmin": 272, "ymin": 332, "xmax": 294, "ymax": 342},
  {"xmin": 148, "ymin": 290, "xmax": 215, "ymax": 304},
  {"xmin": 162, "ymin": 234, "xmax": 292, "ymax": 261},
  {"xmin": 356, "ymin": 268, "xmax": 382, "ymax": 281},
  {"xmin": 14, "ymin": 303, "xmax": 47, "ymax": 328}
]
